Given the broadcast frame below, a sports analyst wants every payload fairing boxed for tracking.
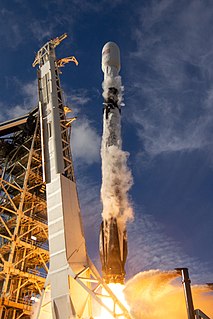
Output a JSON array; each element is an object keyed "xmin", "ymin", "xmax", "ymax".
[{"xmin": 100, "ymin": 42, "xmax": 128, "ymax": 284}]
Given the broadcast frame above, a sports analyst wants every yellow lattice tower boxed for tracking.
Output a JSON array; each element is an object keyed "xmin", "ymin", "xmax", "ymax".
[{"xmin": 0, "ymin": 111, "xmax": 48, "ymax": 319}]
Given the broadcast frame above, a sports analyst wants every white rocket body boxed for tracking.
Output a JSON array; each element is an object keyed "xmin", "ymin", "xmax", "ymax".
[
  {"xmin": 102, "ymin": 42, "xmax": 121, "ymax": 78},
  {"xmin": 100, "ymin": 42, "xmax": 128, "ymax": 284},
  {"xmin": 102, "ymin": 42, "xmax": 122, "ymax": 148}
]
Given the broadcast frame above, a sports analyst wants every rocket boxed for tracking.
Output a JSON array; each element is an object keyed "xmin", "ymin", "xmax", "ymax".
[
  {"xmin": 99, "ymin": 42, "xmax": 128, "ymax": 284},
  {"xmin": 100, "ymin": 217, "xmax": 128, "ymax": 284}
]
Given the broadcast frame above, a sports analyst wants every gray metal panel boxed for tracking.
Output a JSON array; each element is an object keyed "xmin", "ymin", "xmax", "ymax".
[{"xmin": 61, "ymin": 175, "xmax": 88, "ymax": 269}]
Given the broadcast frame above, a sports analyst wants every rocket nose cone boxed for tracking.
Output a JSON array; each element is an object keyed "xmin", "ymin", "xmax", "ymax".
[
  {"xmin": 102, "ymin": 41, "xmax": 121, "ymax": 73},
  {"xmin": 102, "ymin": 42, "xmax": 120, "ymax": 55}
]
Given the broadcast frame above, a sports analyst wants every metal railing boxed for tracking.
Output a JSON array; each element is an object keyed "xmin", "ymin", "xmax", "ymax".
[
  {"xmin": 20, "ymin": 237, "xmax": 49, "ymax": 251},
  {"xmin": 4, "ymin": 295, "xmax": 33, "ymax": 306},
  {"xmin": 27, "ymin": 267, "xmax": 47, "ymax": 278}
]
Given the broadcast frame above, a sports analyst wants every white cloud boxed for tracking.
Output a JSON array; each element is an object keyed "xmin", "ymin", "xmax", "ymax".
[
  {"xmin": 6, "ymin": 79, "xmax": 38, "ymax": 119},
  {"xmin": 30, "ymin": 20, "xmax": 53, "ymax": 43},
  {"xmin": 127, "ymin": 212, "xmax": 213, "ymax": 283},
  {"xmin": 0, "ymin": 102, "xmax": 8, "ymax": 122},
  {"xmin": 132, "ymin": 100, "xmax": 212, "ymax": 157},
  {"xmin": 127, "ymin": 0, "xmax": 213, "ymax": 159},
  {"xmin": 21, "ymin": 79, "xmax": 38, "ymax": 106},
  {"xmin": 0, "ymin": 79, "xmax": 38, "ymax": 123},
  {"xmin": 76, "ymin": 175, "xmax": 101, "ymax": 226},
  {"xmin": 63, "ymin": 87, "xmax": 101, "ymax": 166},
  {"xmin": 64, "ymin": 89, "xmax": 91, "ymax": 114},
  {"xmin": 6, "ymin": 105, "xmax": 33, "ymax": 119},
  {"xmin": 71, "ymin": 118, "xmax": 101, "ymax": 165},
  {"xmin": 0, "ymin": 9, "xmax": 23, "ymax": 49}
]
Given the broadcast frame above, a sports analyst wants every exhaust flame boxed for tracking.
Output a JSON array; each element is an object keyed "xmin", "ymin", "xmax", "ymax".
[
  {"xmin": 101, "ymin": 75, "xmax": 133, "ymax": 227},
  {"xmin": 123, "ymin": 270, "xmax": 213, "ymax": 319},
  {"xmin": 97, "ymin": 283, "xmax": 130, "ymax": 319}
]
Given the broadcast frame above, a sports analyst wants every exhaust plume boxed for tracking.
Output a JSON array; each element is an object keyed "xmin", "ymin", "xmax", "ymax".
[
  {"xmin": 124, "ymin": 270, "xmax": 213, "ymax": 319},
  {"xmin": 101, "ymin": 75, "xmax": 133, "ymax": 227}
]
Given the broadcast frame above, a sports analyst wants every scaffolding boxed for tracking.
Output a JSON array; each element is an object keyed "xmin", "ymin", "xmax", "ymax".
[{"xmin": 0, "ymin": 110, "xmax": 48, "ymax": 319}]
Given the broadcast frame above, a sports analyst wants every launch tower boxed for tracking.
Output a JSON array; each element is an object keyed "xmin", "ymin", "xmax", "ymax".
[
  {"xmin": 0, "ymin": 110, "xmax": 48, "ymax": 319},
  {"xmin": 0, "ymin": 34, "xmax": 132, "ymax": 319}
]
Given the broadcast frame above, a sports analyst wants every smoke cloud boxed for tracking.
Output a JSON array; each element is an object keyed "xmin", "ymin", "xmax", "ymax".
[
  {"xmin": 101, "ymin": 76, "xmax": 133, "ymax": 226},
  {"xmin": 124, "ymin": 270, "xmax": 213, "ymax": 319}
]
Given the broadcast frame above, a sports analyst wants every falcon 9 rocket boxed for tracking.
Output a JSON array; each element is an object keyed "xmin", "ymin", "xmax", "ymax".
[{"xmin": 100, "ymin": 42, "xmax": 132, "ymax": 284}]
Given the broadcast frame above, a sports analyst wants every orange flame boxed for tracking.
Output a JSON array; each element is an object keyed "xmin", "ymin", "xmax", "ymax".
[{"xmin": 96, "ymin": 283, "xmax": 130, "ymax": 319}]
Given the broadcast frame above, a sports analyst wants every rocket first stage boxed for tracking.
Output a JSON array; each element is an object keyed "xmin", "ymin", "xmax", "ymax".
[{"xmin": 100, "ymin": 42, "xmax": 131, "ymax": 284}]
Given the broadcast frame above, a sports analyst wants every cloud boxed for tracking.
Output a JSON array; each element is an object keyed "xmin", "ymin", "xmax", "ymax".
[
  {"xmin": 6, "ymin": 79, "xmax": 38, "ymax": 119},
  {"xmin": 26, "ymin": 0, "xmax": 125, "ymax": 45},
  {"xmin": 6, "ymin": 105, "xmax": 33, "ymax": 119},
  {"xmin": 30, "ymin": 20, "xmax": 54, "ymax": 43},
  {"xmin": 126, "ymin": 211, "xmax": 213, "ymax": 283},
  {"xmin": 76, "ymin": 174, "xmax": 101, "ymax": 226},
  {"xmin": 21, "ymin": 79, "xmax": 38, "ymax": 106},
  {"xmin": 62, "ymin": 0, "xmax": 124, "ymax": 13},
  {"xmin": 0, "ymin": 79, "xmax": 38, "ymax": 122},
  {"xmin": 71, "ymin": 117, "xmax": 101, "ymax": 165},
  {"xmin": 64, "ymin": 88, "xmax": 101, "ymax": 166},
  {"xmin": 64, "ymin": 89, "xmax": 91, "ymax": 113},
  {"xmin": 0, "ymin": 9, "xmax": 23, "ymax": 49},
  {"xmin": 0, "ymin": 102, "xmax": 9, "ymax": 122},
  {"xmin": 127, "ymin": 0, "xmax": 213, "ymax": 158}
]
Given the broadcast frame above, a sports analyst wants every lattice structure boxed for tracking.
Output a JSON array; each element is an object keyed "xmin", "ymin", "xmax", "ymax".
[{"xmin": 0, "ymin": 111, "xmax": 48, "ymax": 319}]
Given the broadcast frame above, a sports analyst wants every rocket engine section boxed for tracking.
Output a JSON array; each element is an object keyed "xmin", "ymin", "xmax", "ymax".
[
  {"xmin": 100, "ymin": 218, "xmax": 127, "ymax": 284},
  {"xmin": 100, "ymin": 42, "xmax": 129, "ymax": 284}
]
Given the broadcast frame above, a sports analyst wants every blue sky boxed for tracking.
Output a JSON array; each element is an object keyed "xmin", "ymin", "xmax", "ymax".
[{"xmin": 1, "ymin": 0, "xmax": 213, "ymax": 284}]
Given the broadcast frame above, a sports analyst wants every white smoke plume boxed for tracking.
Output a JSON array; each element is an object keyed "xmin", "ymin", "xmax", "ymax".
[
  {"xmin": 101, "ymin": 75, "xmax": 133, "ymax": 227},
  {"xmin": 102, "ymin": 75, "xmax": 124, "ymax": 105}
]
